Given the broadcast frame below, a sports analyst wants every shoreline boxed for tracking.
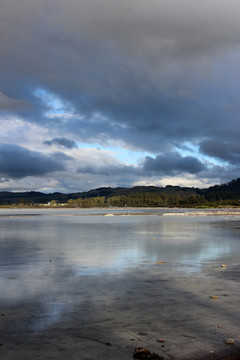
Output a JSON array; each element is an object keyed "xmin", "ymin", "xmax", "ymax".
[{"xmin": 1, "ymin": 207, "xmax": 240, "ymax": 218}]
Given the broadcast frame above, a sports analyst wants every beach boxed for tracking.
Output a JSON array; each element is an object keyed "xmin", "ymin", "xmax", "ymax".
[{"xmin": 1, "ymin": 261, "xmax": 240, "ymax": 359}]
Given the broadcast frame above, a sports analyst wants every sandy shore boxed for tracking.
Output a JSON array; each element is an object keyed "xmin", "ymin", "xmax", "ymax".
[
  {"xmin": 162, "ymin": 210, "xmax": 240, "ymax": 216},
  {"xmin": 1, "ymin": 261, "xmax": 240, "ymax": 360}
]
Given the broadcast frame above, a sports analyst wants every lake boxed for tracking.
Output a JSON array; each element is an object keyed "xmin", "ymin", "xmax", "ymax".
[{"xmin": 1, "ymin": 208, "xmax": 240, "ymax": 359}]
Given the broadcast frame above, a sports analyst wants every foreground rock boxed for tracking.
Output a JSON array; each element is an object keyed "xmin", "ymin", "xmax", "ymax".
[{"xmin": 133, "ymin": 347, "xmax": 164, "ymax": 359}]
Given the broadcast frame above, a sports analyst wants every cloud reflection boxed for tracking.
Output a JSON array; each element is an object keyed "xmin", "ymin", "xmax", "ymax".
[{"xmin": 0, "ymin": 210, "xmax": 240, "ymax": 330}]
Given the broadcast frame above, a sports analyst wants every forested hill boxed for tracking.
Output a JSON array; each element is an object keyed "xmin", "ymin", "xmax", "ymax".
[
  {"xmin": 0, "ymin": 178, "xmax": 240, "ymax": 207},
  {"xmin": 207, "ymin": 178, "xmax": 240, "ymax": 192},
  {"xmin": 0, "ymin": 185, "xmax": 198, "ymax": 205},
  {"xmin": 205, "ymin": 178, "xmax": 240, "ymax": 202}
]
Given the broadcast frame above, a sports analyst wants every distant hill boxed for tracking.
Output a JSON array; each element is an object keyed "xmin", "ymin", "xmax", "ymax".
[
  {"xmin": 0, "ymin": 178, "xmax": 240, "ymax": 206},
  {"xmin": 0, "ymin": 185, "xmax": 199, "ymax": 205}
]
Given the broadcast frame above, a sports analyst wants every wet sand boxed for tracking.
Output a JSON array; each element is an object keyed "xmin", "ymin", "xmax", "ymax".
[{"xmin": 1, "ymin": 262, "xmax": 240, "ymax": 360}]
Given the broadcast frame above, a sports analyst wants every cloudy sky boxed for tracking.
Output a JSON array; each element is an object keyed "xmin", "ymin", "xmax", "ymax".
[{"xmin": 1, "ymin": 0, "xmax": 240, "ymax": 193}]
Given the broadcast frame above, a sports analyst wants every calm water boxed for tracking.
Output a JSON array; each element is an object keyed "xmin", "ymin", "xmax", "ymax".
[{"xmin": 0, "ymin": 208, "xmax": 240, "ymax": 329}]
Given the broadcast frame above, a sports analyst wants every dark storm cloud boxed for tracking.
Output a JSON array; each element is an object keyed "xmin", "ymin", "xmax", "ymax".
[
  {"xmin": 77, "ymin": 152, "xmax": 205, "ymax": 177},
  {"xmin": 0, "ymin": 144, "xmax": 64, "ymax": 179},
  {"xmin": 143, "ymin": 153, "xmax": 205, "ymax": 175},
  {"xmin": 199, "ymin": 140, "xmax": 240, "ymax": 165},
  {"xmin": 43, "ymin": 138, "xmax": 78, "ymax": 149},
  {"xmin": 1, "ymin": 0, "xmax": 240, "ymax": 187}
]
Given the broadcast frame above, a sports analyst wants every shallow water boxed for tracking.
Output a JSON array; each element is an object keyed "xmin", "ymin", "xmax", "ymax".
[{"xmin": 0, "ymin": 208, "xmax": 240, "ymax": 332}]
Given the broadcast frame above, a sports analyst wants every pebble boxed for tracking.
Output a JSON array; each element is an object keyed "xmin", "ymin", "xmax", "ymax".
[
  {"xmin": 157, "ymin": 339, "xmax": 165, "ymax": 343},
  {"xmin": 224, "ymin": 338, "xmax": 234, "ymax": 345}
]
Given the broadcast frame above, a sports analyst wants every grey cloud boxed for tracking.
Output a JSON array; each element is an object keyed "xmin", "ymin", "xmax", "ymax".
[
  {"xmin": 77, "ymin": 152, "xmax": 205, "ymax": 178},
  {"xmin": 0, "ymin": 92, "xmax": 30, "ymax": 111},
  {"xmin": 52, "ymin": 152, "xmax": 74, "ymax": 161},
  {"xmin": 199, "ymin": 140, "xmax": 240, "ymax": 164},
  {"xmin": 143, "ymin": 153, "xmax": 205, "ymax": 175},
  {"xmin": 199, "ymin": 164, "xmax": 240, "ymax": 185},
  {"xmin": 0, "ymin": 143, "xmax": 64, "ymax": 179},
  {"xmin": 77, "ymin": 164, "xmax": 139, "ymax": 177},
  {"xmin": 1, "ymin": 2, "xmax": 239, "ymax": 140},
  {"xmin": 43, "ymin": 138, "xmax": 78, "ymax": 149},
  {"xmin": 1, "ymin": 0, "xmax": 240, "ymax": 189},
  {"xmin": 0, "ymin": 178, "xmax": 8, "ymax": 183},
  {"xmin": 76, "ymin": 152, "xmax": 239, "ymax": 190}
]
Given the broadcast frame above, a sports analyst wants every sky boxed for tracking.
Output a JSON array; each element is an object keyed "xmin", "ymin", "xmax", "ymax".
[{"xmin": 0, "ymin": 0, "xmax": 240, "ymax": 193}]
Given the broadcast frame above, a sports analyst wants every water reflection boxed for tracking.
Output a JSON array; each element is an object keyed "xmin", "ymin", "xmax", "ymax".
[
  {"xmin": 1, "ymin": 210, "xmax": 239, "ymax": 277},
  {"xmin": 1, "ymin": 208, "xmax": 240, "ymax": 330}
]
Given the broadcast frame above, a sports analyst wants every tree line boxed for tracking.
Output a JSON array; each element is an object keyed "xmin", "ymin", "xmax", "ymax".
[{"xmin": 65, "ymin": 192, "xmax": 240, "ymax": 208}]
